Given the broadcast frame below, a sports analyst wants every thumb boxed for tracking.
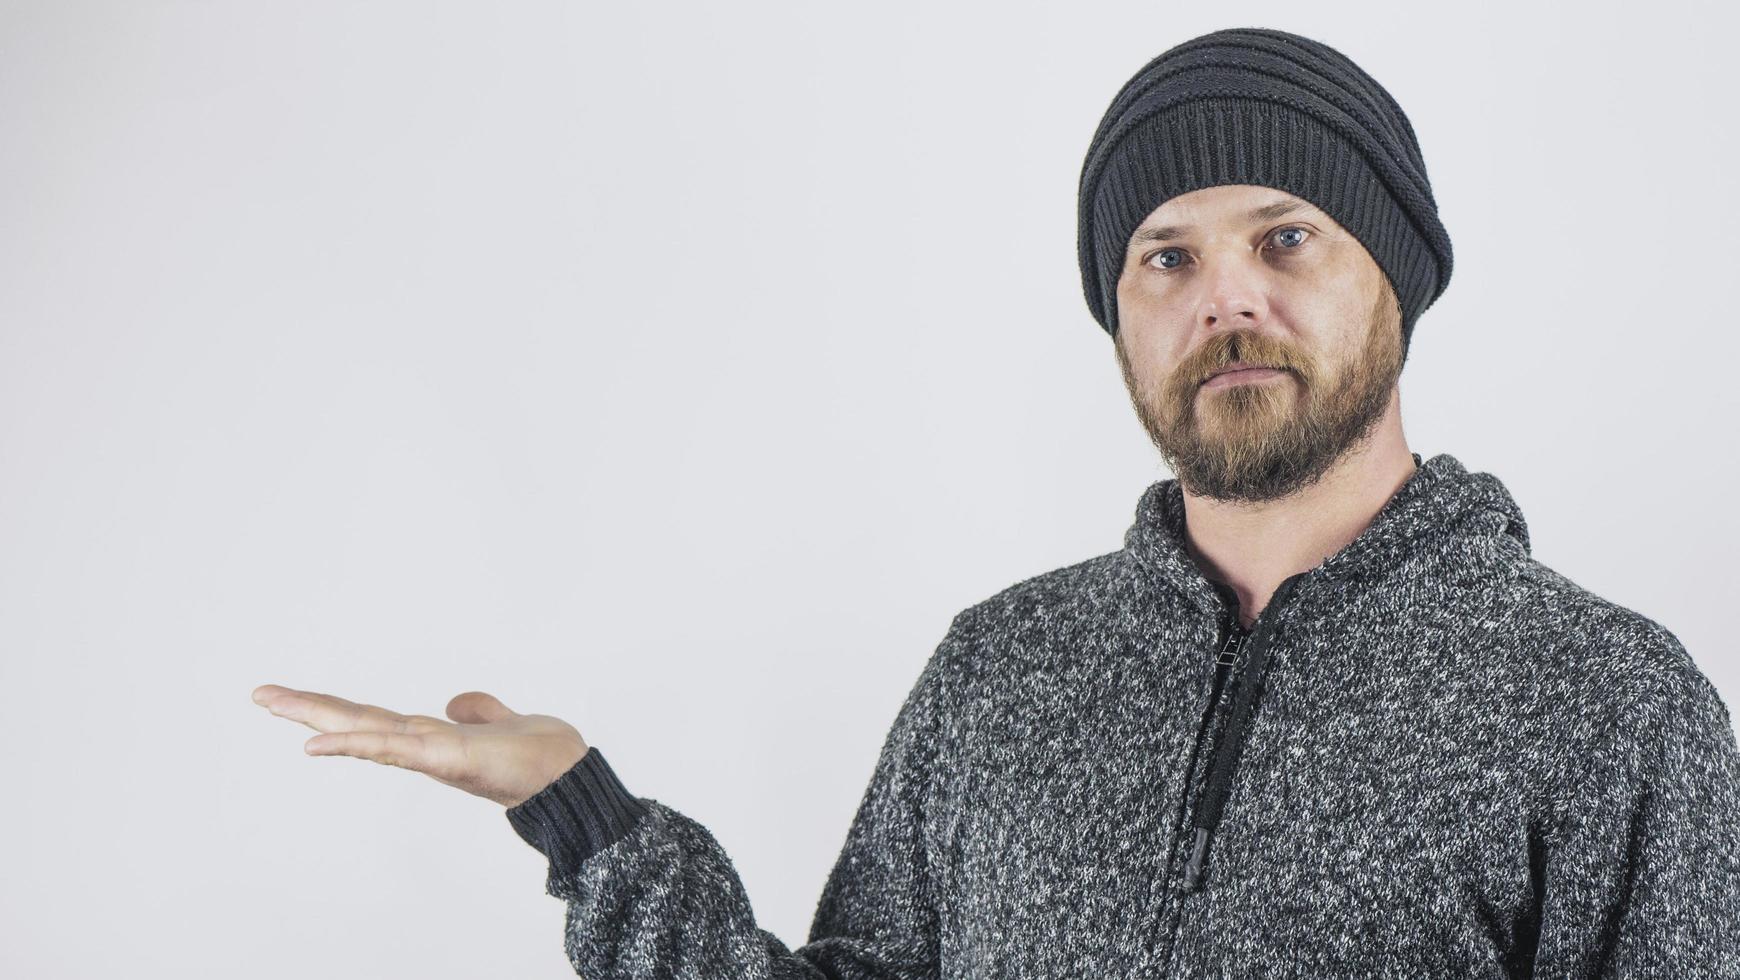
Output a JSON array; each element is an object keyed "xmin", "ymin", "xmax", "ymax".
[{"xmin": 445, "ymin": 690, "xmax": 518, "ymax": 725}]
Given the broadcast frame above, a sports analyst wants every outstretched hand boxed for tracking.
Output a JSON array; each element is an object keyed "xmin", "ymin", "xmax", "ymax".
[{"xmin": 252, "ymin": 684, "xmax": 590, "ymax": 808}]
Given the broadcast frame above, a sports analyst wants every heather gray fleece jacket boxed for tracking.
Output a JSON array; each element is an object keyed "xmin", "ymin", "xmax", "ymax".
[{"xmin": 506, "ymin": 452, "xmax": 1740, "ymax": 977}]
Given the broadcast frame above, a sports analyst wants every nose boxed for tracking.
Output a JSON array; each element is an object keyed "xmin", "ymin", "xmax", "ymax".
[{"xmin": 1195, "ymin": 255, "xmax": 1270, "ymax": 333}]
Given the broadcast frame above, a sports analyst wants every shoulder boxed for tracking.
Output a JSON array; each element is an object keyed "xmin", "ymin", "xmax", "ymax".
[
  {"xmin": 924, "ymin": 549, "xmax": 1143, "ymax": 687},
  {"xmin": 1501, "ymin": 555, "xmax": 1733, "ymax": 768},
  {"xmin": 953, "ymin": 553, "xmax": 1127, "ymax": 630},
  {"xmin": 948, "ymin": 548, "xmax": 1136, "ymax": 638},
  {"xmin": 1506, "ymin": 555, "xmax": 1710, "ymax": 688}
]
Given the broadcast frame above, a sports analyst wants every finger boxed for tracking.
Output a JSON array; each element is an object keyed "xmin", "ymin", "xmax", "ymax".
[
  {"xmin": 445, "ymin": 691, "xmax": 517, "ymax": 725},
  {"xmin": 252, "ymin": 684, "xmax": 291, "ymax": 704},
  {"xmin": 261, "ymin": 688, "xmax": 430, "ymax": 738},
  {"xmin": 305, "ymin": 729, "xmax": 433, "ymax": 771}
]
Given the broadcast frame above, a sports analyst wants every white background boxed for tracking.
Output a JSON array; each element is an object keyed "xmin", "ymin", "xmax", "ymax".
[{"xmin": 3, "ymin": 1, "xmax": 1736, "ymax": 975}]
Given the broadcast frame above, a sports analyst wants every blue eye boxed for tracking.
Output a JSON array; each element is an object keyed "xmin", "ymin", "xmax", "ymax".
[
  {"xmin": 1270, "ymin": 226, "xmax": 1309, "ymax": 249},
  {"xmin": 1141, "ymin": 228, "xmax": 1308, "ymax": 276},
  {"xmin": 1152, "ymin": 247, "xmax": 1186, "ymax": 270}
]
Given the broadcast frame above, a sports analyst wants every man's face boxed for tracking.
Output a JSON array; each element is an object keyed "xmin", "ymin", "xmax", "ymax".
[{"xmin": 1112, "ymin": 184, "xmax": 1405, "ymax": 503}]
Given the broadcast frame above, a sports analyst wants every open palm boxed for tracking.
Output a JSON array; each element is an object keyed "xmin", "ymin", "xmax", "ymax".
[{"xmin": 252, "ymin": 684, "xmax": 590, "ymax": 808}]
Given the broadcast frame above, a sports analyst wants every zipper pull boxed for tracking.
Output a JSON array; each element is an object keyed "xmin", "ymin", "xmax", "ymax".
[{"xmin": 1182, "ymin": 828, "xmax": 1211, "ymax": 892}]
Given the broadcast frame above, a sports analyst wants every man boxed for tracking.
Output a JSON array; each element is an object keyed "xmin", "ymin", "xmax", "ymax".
[{"xmin": 255, "ymin": 26, "xmax": 1740, "ymax": 976}]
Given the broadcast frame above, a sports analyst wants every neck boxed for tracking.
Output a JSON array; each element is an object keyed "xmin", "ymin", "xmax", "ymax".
[{"xmin": 1181, "ymin": 389, "xmax": 1415, "ymax": 629}]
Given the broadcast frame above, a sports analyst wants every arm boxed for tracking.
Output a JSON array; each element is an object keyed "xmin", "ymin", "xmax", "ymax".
[
  {"xmin": 505, "ymin": 613, "xmax": 966, "ymax": 979},
  {"xmin": 1532, "ymin": 659, "xmax": 1740, "ymax": 977}
]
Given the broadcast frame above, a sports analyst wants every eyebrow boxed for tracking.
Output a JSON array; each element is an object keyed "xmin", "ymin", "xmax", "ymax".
[{"xmin": 1130, "ymin": 199, "xmax": 1313, "ymax": 245}]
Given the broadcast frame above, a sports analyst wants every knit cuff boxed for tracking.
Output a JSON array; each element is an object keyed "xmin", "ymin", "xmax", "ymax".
[{"xmin": 505, "ymin": 746, "xmax": 650, "ymax": 877}]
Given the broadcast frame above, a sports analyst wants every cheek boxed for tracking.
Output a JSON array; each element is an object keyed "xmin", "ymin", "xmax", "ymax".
[
  {"xmin": 1328, "ymin": 297, "xmax": 1377, "ymax": 351},
  {"xmin": 1116, "ymin": 264, "xmax": 1169, "ymax": 314},
  {"xmin": 1119, "ymin": 334, "xmax": 1184, "ymax": 391},
  {"xmin": 1114, "ymin": 271, "xmax": 1139, "ymax": 315}
]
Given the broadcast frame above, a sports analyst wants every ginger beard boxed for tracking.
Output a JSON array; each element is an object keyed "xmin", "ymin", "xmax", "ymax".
[{"xmin": 1114, "ymin": 280, "xmax": 1404, "ymax": 504}]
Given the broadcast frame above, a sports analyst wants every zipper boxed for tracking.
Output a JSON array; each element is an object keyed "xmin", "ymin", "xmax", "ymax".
[
  {"xmin": 1179, "ymin": 571, "xmax": 1308, "ymax": 893},
  {"xmin": 1177, "ymin": 592, "xmax": 1246, "ymax": 892},
  {"xmin": 1188, "ymin": 615, "xmax": 1247, "ymax": 820}
]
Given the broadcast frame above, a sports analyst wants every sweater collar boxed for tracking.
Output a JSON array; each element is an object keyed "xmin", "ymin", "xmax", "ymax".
[{"xmin": 1122, "ymin": 452, "xmax": 1532, "ymax": 616}]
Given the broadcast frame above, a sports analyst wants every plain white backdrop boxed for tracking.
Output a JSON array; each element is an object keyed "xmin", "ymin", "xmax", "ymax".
[{"xmin": 3, "ymin": 1, "xmax": 1736, "ymax": 975}]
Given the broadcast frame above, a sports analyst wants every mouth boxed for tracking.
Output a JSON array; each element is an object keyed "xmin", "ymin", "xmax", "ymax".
[{"xmin": 1201, "ymin": 362, "xmax": 1290, "ymax": 388}]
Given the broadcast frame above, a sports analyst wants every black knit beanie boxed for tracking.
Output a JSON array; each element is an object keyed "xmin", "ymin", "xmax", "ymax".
[{"xmin": 1076, "ymin": 27, "xmax": 1453, "ymax": 363}]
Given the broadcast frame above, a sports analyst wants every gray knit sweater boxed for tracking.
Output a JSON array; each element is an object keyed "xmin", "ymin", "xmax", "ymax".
[{"xmin": 506, "ymin": 452, "xmax": 1740, "ymax": 977}]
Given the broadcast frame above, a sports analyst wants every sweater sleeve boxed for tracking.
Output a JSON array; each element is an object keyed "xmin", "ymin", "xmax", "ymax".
[
  {"xmin": 503, "ymin": 614, "xmax": 962, "ymax": 979},
  {"xmin": 1533, "ymin": 659, "xmax": 1740, "ymax": 977}
]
